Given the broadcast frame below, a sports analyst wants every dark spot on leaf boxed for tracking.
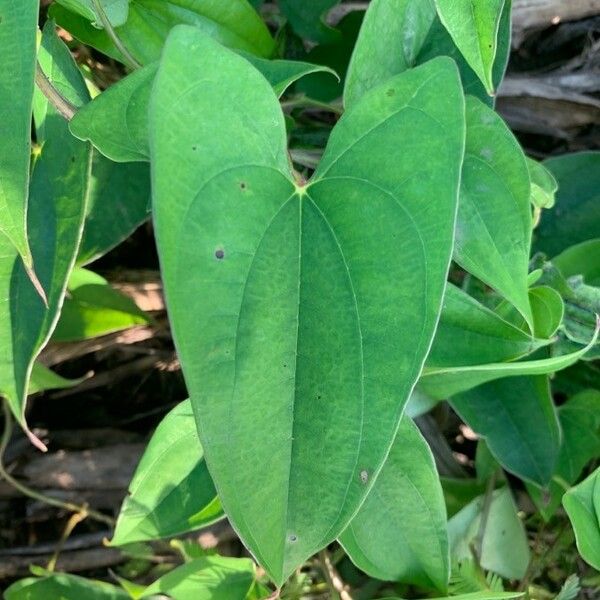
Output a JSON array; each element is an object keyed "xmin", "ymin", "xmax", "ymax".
[
  {"xmin": 215, "ymin": 249, "xmax": 225, "ymax": 260},
  {"xmin": 283, "ymin": 363, "xmax": 287, "ymax": 368},
  {"xmin": 317, "ymin": 395, "xmax": 321, "ymax": 400},
  {"xmin": 360, "ymin": 470, "xmax": 369, "ymax": 484},
  {"xmin": 240, "ymin": 181, "xmax": 247, "ymax": 190},
  {"xmin": 386, "ymin": 88, "xmax": 396, "ymax": 97},
  {"xmin": 289, "ymin": 534, "xmax": 297, "ymax": 543},
  {"xmin": 192, "ymin": 145, "xmax": 197, "ymax": 151},
  {"xmin": 71, "ymin": 156, "xmax": 76, "ymax": 163}
]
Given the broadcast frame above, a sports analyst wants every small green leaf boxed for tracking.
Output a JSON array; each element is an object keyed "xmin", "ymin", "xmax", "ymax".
[
  {"xmin": 448, "ymin": 486, "xmax": 530, "ymax": 580},
  {"xmin": 140, "ymin": 556, "xmax": 259, "ymax": 599},
  {"xmin": 554, "ymin": 239, "xmax": 600, "ymax": 287},
  {"xmin": 343, "ymin": 0, "xmax": 436, "ymax": 108},
  {"xmin": 77, "ymin": 158, "xmax": 151, "ymax": 265},
  {"xmin": 527, "ymin": 157, "xmax": 558, "ymax": 209},
  {"xmin": 150, "ymin": 26, "xmax": 464, "ymax": 584},
  {"xmin": 340, "ymin": 418, "xmax": 449, "ymax": 591},
  {"xmin": 0, "ymin": 24, "xmax": 92, "ymax": 447},
  {"xmin": 455, "ymin": 96, "xmax": 533, "ymax": 330},
  {"xmin": 70, "ymin": 59, "xmax": 337, "ymax": 163},
  {"xmin": 563, "ymin": 467, "xmax": 600, "ymax": 570},
  {"xmin": 417, "ymin": 0, "xmax": 512, "ymax": 106},
  {"xmin": 451, "ymin": 376, "xmax": 560, "ymax": 485},
  {"xmin": 382, "ymin": 593, "xmax": 522, "ymax": 600},
  {"xmin": 0, "ymin": 0, "xmax": 38, "ymax": 267},
  {"xmin": 28, "ymin": 363, "xmax": 85, "ymax": 395},
  {"xmin": 52, "ymin": 268, "xmax": 149, "ymax": 342},
  {"xmin": 5, "ymin": 572, "xmax": 129, "ymax": 600},
  {"xmin": 434, "ymin": 0, "xmax": 506, "ymax": 94},
  {"xmin": 279, "ymin": 0, "xmax": 340, "ymax": 44},
  {"xmin": 529, "ymin": 286, "xmax": 564, "ymax": 339},
  {"xmin": 528, "ymin": 390, "xmax": 600, "ymax": 520},
  {"xmin": 51, "ymin": 0, "xmax": 276, "ymax": 64},
  {"xmin": 112, "ymin": 400, "xmax": 223, "ymax": 546},
  {"xmin": 536, "ymin": 152, "xmax": 600, "ymax": 256},
  {"xmin": 427, "ymin": 284, "xmax": 548, "ymax": 368}
]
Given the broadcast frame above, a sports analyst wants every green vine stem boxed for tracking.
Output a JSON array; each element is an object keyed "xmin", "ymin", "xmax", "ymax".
[{"xmin": 0, "ymin": 400, "xmax": 114, "ymax": 527}]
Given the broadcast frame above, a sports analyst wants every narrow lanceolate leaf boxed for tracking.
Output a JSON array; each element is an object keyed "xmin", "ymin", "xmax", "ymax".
[
  {"xmin": 70, "ymin": 59, "xmax": 336, "ymax": 163},
  {"xmin": 420, "ymin": 325, "xmax": 599, "ymax": 399},
  {"xmin": 150, "ymin": 26, "xmax": 464, "ymax": 584},
  {"xmin": 51, "ymin": 0, "xmax": 275, "ymax": 64},
  {"xmin": 427, "ymin": 283, "xmax": 548, "ymax": 368},
  {"xmin": 0, "ymin": 25, "xmax": 91, "ymax": 448},
  {"xmin": 452, "ymin": 376, "xmax": 560, "ymax": 485},
  {"xmin": 434, "ymin": 0, "xmax": 506, "ymax": 95},
  {"xmin": 455, "ymin": 96, "xmax": 533, "ymax": 330},
  {"xmin": 339, "ymin": 418, "xmax": 449, "ymax": 591},
  {"xmin": 0, "ymin": 0, "xmax": 38, "ymax": 267},
  {"xmin": 563, "ymin": 467, "xmax": 600, "ymax": 570},
  {"xmin": 112, "ymin": 400, "xmax": 223, "ymax": 546},
  {"xmin": 343, "ymin": 0, "xmax": 436, "ymax": 108}
]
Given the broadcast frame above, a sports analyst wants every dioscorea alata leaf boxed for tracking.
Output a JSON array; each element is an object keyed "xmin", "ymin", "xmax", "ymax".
[
  {"xmin": 343, "ymin": 0, "xmax": 436, "ymax": 108},
  {"xmin": 112, "ymin": 400, "xmax": 223, "ymax": 545},
  {"xmin": 0, "ymin": 0, "xmax": 38, "ymax": 268},
  {"xmin": 339, "ymin": 418, "xmax": 449, "ymax": 591},
  {"xmin": 150, "ymin": 26, "xmax": 464, "ymax": 584},
  {"xmin": 0, "ymin": 25, "xmax": 92, "ymax": 448},
  {"xmin": 455, "ymin": 96, "xmax": 533, "ymax": 330}
]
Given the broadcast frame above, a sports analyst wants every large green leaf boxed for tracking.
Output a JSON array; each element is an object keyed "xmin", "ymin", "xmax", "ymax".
[
  {"xmin": 563, "ymin": 467, "xmax": 600, "ymax": 570},
  {"xmin": 77, "ymin": 158, "xmax": 151, "ymax": 265},
  {"xmin": 528, "ymin": 390, "xmax": 600, "ymax": 520},
  {"xmin": 451, "ymin": 376, "xmax": 560, "ymax": 485},
  {"xmin": 70, "ymin": 59, "xmax": 336, "ymax": 163},
  {"xmin": 339, "ymin": 418, "xmax": 449, "ymax": 591},
  {"xmin": 5, "ymin": 572, "xmax": 129, "ymax": 600},
  {"xmin": 434, "ymin": 0, "xmax": 505, "ymax": 95},
  {"xmin": 150, "ymin": 26, "xmax": 464, "ymax": 584},
  {"xmin": 343, "ymin": 0, "xmax": 436, "ymax": 108},
  {"xmin": 448, "ymin": 486, "xmax": 530, "ymax": 580},
  {"xmin": 420, "ymin": 330, "xmax": 598, "ymax": 399},
  {"xmin": 0, "ymin": 25, "xmax": 91, "ymax": 447},
  {"xmin": 52, "ymin": 268, "xmax": 148, "ymax": 342},
  {"xmin": 536, "ymin": 152, "xmax": 600, "ymax": 256},
  {"xmin": 51, "ymin": 0, "xmax": 275, "ymax": 64},
  {"xmin": 455, "ymin": 96, "xmax": 533, "ymax": 329},
  {"xmin": 417, "ymin": 0, "xmax": 512, "ymax": 106},
  {"xmin": 140, "ymin": 556, "xmax": 260, "ymax": 599},
  {"xmin": 383, "ymin": 594, "xmax": 522, "ymax": 600},
  {"xmin": 112, "ymin": 399, "xmax": 223, "ymax": 546},
  {"xmin": 0, "ymin": 0, "xmax": 38, "ymax": 267},
  {"xmin": 426, "ymin": 283, "xmax": 547, "ymax": 368}
]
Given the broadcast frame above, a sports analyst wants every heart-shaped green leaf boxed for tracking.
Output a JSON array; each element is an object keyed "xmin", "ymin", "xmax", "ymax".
[
  {"xmin": 150, "ymin": 26, "xmax": 464, "ymax": 584},
  {"xmin": 0, "ymin": 0, "xmax": 38, "ymax": 267},
  {"xmin": 0, "ymin": 24, "xmax": 92, "ymax": 448},
  {"xmin": 339, "ymin": 417, "xmax": 449, "ymax": 591}
]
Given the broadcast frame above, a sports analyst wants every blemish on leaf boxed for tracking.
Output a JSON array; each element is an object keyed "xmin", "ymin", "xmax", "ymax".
[
  {"xmin": 215, "ymin": 248, "xmax": 225, "ymax": 260},
  {"xmin": 192, "ymin": 145, "xmax": 197, "ymax": 151},
  {"xmin": 386, "ymin": 88, "xmax": 396, "ymax": 97},
  {"xmin": 288, "ymin": 534, "xmax": 298, "ymax": 543},
  {"xmin": 359, "ymin": 470, "xmax": 369, "ymax": 484},
  {"xmin": 239, "ymin": 181, "xmax": 247, "ymax": 190}
]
